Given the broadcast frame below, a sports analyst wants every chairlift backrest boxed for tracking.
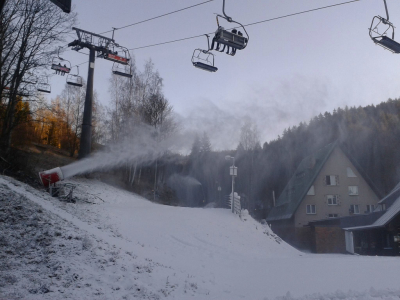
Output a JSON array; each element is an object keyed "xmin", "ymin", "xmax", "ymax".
[
  {"xmin": 105, "ymin": 52, "xmax": 129, "ymax": 65},
  {"xmin": 213, "ymin": 26, "xmax": 247, "ymax": 50},
  {"xmin": 51, "ymin": 64, "xmax": 71, "ymax": 74}
]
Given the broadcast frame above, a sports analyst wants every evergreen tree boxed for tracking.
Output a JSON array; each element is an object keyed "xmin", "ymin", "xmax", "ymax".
[
  {"xmin": 200, "ymin": 132, "xmax": 211, "ymax": 153},
  {"xmin": 190, "ymin": 134, "xmax": 201, "ymax": 157}
]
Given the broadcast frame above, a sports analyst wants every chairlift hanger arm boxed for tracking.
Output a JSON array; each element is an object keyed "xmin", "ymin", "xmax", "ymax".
[
  {"xmin": 383, "ymin": 0, "xmax": 389, "ymax": 22},
  {"xmin": 222, "ymin": 0, "xmax": 232, "ymax": 22}
]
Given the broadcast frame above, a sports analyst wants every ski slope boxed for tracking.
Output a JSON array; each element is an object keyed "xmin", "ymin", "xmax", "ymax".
[{"xmin": 1, "ymin": 175, "xmax": 400, "ymax": 300}]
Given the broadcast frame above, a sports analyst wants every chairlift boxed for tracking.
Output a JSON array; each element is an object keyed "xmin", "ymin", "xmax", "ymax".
[
  {"xmin": 66, "ymin": 66, "xmax": 83, "ymax": 87},
  {"xmin": 24, "ymin": 83, "xmax": 37, "ymax": 95},
  {"xmin": 103, "ymin": 48, "xmax": 129, "ymax": 65},
  {"xmin": 2, "ymin": 86, "xmax": 31, "ymax": 97},
  {"xmin": 22, "ymin": 72, "xmax": 38, "ymax": 85},
  {"xmin": 51, "ymin": 47, "xmax": 71, "ymax": 75},
  {"xmin": 192, "ymin": 35, "xmax": 218, "ymax": 72},
  {"xmin": 111, "ymin": 48, "xmax": 133, "ymax": 78},
  {"xmin": 210, "ymin": 0, "xmax": 249, "ymax": 56},
  {"xmin": 369, "ymin": 0, "xmax": 400, "ymax": 53},
  {"xmin": 37, "ymin": 76, "xmax": 51, "ymax": 93}
]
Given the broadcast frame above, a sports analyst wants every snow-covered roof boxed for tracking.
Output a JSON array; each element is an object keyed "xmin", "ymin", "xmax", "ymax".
[{"xmin": 344, "ymin": 182, "xmax": 400, "ymax": 231}]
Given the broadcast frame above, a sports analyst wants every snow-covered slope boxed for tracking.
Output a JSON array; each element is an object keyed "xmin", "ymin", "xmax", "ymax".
[{"xmin": 1, "ymin": 175, "xmax": 400, "ymax": 300}]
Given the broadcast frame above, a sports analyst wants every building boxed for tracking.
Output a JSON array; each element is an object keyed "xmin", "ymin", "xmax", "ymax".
[
  {"xmin": 343, "ymin": 182, "xmax": 400, "ymax": 256},
  {"xmin": 266, "ymin": 142, "xmax": 381, "ymax": 250}
]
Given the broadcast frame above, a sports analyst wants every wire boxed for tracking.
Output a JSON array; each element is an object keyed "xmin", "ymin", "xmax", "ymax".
[
  {"xmin": 245, "ymin": 0, "xmax": 360, "ymax": 27},
  {"xmin": 129, "ymin": 0, "xmax": 360, "ymax": 51},
  {"xmin": 60, "ymin": 1, "xmax": 214, "ymax": 58},
  {"xmin": 99, "ymin": 0, "xmax": 214, "ymax": 35}
]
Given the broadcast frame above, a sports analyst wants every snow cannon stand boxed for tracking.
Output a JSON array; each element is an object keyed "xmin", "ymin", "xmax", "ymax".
[{"xmin": 39, "ymin": 167, "xmax": 76, "ymax": 202}]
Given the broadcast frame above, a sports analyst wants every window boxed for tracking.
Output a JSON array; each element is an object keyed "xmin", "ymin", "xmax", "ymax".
[
  {"xmin": 306, "ymin": 204, "xmax": 316, "ymax": 214},
  {"xmin": 348, "ymin": 186, "xmax": 359, "ymax": 196},
  {"xmin": 350, "ymin": 205, "xmax": 360, "ymax": 214},
  {"xmin": 347, "ymin": 167, "xmax": 357, "ymax": 177},
  {"xmin": 325, "ymin": 175, "xmax": 338, "ymax": 186},
  {"xmin": 327, "ymin": 195, "xmax": 338, "ymax": 205},
  {"xmin": 366, "ymin": 205, "xmax": 375, "ymax": 213},
  {"xmin": 307, "ymin": 185, "xmax": 315, "ymax": 195},
  {"xmin": 328, "ymin": 214, "xmax": 338, "ymax": 218}
]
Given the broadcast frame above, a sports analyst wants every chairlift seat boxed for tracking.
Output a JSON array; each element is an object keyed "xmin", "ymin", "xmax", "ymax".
[
  {"xmin": 66, "ymin": 81, "xmax": 83, "ymax": 87},
  {"xmin": 37, "ymin": 84, "xmax": 51, "ymax": 93},
  {"xmin": 66, "ymin": 74, "xmax": 83, "ymax": 87},
  {"xmin": 192, "ymin": 62, "xmax": 218, "ymax": 72},
  {"xmin": 214, "ymin": 28, "xmax": 247, "ymax": 50},
  {"xmin": 51, "ymin": 64, "xmax": 71, "ymax": 73},
  {"xmin": 112, "ymin": 70, "xmax": 133, "ymax": 78},
  {"xmin": 37, "ymin": 88, "xmax": 51, "ymax": 93},
  {"xmin": 373, "ymin": 36, "xmax": 400, "ymax": 53}
]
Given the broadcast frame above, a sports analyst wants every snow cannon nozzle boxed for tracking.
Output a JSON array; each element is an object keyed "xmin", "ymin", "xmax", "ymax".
[{"xmin": 38, "ymin": 167, "xmax": 64, "ymax": 187}]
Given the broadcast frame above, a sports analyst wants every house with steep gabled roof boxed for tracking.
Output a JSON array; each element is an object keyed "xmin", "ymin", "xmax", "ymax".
[{"xmin": 266, "ymin": 142, "xmax": 381, "ymax": 250}]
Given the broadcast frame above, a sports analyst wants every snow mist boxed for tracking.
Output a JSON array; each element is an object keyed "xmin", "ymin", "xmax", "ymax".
[{"xmin": 60, "ymin": 126, "xmax": 185, "ymax": 179}]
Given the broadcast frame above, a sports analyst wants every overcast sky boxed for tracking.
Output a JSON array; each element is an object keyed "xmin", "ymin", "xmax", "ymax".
[{"xmin": 48, "ymin": 0, "xmax": 400, "ymax": 151}]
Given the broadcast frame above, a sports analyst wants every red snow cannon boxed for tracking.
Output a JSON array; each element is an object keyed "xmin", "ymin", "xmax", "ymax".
[{"xmin": 39, "ymin": 167, "xmax": 64, "ymax": 187}]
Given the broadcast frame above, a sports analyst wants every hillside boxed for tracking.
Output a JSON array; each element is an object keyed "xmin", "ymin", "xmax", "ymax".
[{"xmin": 1, "ymin": 176, "xmax": 400, "ymax": 299}]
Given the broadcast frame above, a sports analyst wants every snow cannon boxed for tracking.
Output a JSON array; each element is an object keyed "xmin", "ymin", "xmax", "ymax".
[{"xmin": 38, "ymin": 167, "xmax": 64, "ymax": 187}]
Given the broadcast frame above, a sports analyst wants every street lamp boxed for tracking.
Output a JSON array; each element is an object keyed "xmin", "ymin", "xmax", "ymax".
[
  {"xmin": 217, "ymin": 185, "xmax": 221, "ymax": 207},
  {"xmin": 225, "ymin": 155, "xmax": 237, "ymax": 213}
]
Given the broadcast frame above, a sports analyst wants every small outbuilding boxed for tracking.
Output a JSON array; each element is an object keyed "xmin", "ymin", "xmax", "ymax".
[{"xmin": 343, "ymin": 182, "xmax": 400, "ymax": 256}]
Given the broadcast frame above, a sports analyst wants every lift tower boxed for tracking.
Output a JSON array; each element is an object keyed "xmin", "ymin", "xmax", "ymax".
[{"xmin": 68, "ymin": 27, "xmax": 129, "ymax": 159}]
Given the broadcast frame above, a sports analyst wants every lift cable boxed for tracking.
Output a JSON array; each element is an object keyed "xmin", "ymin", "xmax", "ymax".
[
  {"xmin": 58, "ymin": 0, "xmax": 215, "ymax": 52},
  {"xmin": 128, "ymin": 0, "xmax": 360, "ymax": 51},
  {"xmin": 66, "ymin": 0, "xmax": 360, "ymax": 68},
  {"xmin": 99, "ymin": 0, "xmax": 215, "ymax": 35}
]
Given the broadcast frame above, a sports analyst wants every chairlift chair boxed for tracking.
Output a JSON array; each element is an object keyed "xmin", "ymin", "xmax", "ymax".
[
  {"xmin": 210, "ymin": 0, "xmax": 249, "ymax": 56},
  {"xmin": 22, "ymin": 72, "xmax": 38, "ymax": 85},
  {"xmin": 24, "ymin": 83, "xmax": 37, "ymax": 95},
  {"xmin": 192, "ymin": 35, "xmax": 218, "ymax": 72},
  {"xmin": 3, "ymin": 86, "xmax": 31, "ymax": 97},
  {"xmin": 51, "ymin": 47, "xmax": 71, "ymax": 75},
  {"xmin": 111, "ymin": 48, "xmax": 133, "ymax": 78},
  {"xmin": 369, "ymin": 0, "xmax": 400, "ymax": 53},
  {"xmin": 37, "ymin": 76, "xmax": 51, "ymax": 93},
  {"xmin": 112, "ymin": 62, "xmax": 133, "ymax": 78},
  {"xmin": 66, "ymin": 66, "xmax": 83, "ymax": 87}
]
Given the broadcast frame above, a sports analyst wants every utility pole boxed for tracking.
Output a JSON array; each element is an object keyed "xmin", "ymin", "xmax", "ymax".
[
  {"xmin": 225, "ymin": 155, "xmax": 237, "ymax": 213},
  {"xmin": 68, "ymin": 27, "xmax": 130, "ymax": 159}
]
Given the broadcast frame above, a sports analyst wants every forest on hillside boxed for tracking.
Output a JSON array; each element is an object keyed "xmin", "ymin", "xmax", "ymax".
[{"xmin": 169, "ymin": 99, "xmax": 400, "ymax": 219}]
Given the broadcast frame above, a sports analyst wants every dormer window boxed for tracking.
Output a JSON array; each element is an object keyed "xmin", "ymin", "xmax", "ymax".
[{"xmin": 347, "ymin": 167, "xmax": 357, "ymax": 177}]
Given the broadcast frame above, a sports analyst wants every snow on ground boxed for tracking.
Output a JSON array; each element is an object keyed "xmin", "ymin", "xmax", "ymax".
[{"xmin": 1, "ymin": 175, "xmax": 400, "ymax": 300}]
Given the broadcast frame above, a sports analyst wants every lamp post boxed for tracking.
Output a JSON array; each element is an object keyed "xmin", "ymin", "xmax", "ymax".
[
  {"xmin": 225, "ymin": 155, "xmax": 237, "ymax": 213},
  {"xmin": 217, "ymin": 185, "xmax": 221, "ymax": 207}
]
